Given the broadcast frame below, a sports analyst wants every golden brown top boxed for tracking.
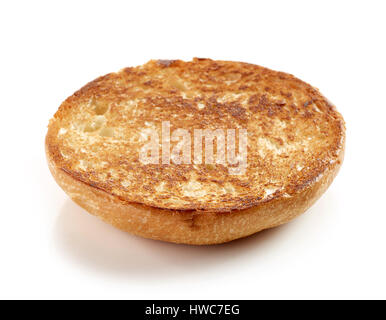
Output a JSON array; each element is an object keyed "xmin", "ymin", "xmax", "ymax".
[{"xmin": 46, "ymin": 58, "xmax": 345, "ymax": 212}]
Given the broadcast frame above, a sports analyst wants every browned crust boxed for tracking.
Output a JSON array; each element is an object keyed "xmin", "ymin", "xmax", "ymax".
[{"xmin": 46, "ymin": 136, "xmax": 344, "ymax": 245}]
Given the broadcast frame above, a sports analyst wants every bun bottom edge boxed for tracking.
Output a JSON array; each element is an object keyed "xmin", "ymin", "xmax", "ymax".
[{"xmin": 46, "ymin": 150, "xmax": 343, "ymax": 245}]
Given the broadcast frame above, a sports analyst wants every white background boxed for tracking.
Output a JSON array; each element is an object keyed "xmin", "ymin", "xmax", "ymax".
[{"xmin": 1, "ymin": 0, "xmax": 385, "ymax": 299}]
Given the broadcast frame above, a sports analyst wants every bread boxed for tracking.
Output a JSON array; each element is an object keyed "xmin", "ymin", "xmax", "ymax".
[{"xmin": 46, "ymin": 58, "xmax": 345, "ymax": 245}]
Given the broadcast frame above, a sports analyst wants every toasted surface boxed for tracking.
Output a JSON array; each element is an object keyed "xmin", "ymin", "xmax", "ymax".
[{"xmin": 46, "ymin": 58, "xmax": 345, "ymax": 212}]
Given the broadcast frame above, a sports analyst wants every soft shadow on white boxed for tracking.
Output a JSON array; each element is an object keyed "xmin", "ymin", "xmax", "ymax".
[{"xmin": 54, "ymin": 191, "xmax": 338, "ymax": 278}]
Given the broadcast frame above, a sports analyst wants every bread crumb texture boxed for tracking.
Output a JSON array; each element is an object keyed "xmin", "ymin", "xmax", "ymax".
[{"xmin": 46, "ymin": 58, "xmax": 345, "ymax": 212}]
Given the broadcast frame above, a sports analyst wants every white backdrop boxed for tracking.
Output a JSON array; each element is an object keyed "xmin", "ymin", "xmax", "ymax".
[{"xmin": 1, "ymin": 0, "xmax": 385, "ymax": 299}]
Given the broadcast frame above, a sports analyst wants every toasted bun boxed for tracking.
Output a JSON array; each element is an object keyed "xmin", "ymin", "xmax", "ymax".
[{"xmin": 46, "ymin": 58, "xmax": 345, "ymax": 244}]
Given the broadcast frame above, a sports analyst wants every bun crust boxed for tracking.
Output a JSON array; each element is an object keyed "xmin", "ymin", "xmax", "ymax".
[
  {"xmin": 46, "ymin": 58, "xmax": 345, "ymax": 244},
  {"xmin": 46, "ymin": 140, "xmax": 344, "ymax": 245}
]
